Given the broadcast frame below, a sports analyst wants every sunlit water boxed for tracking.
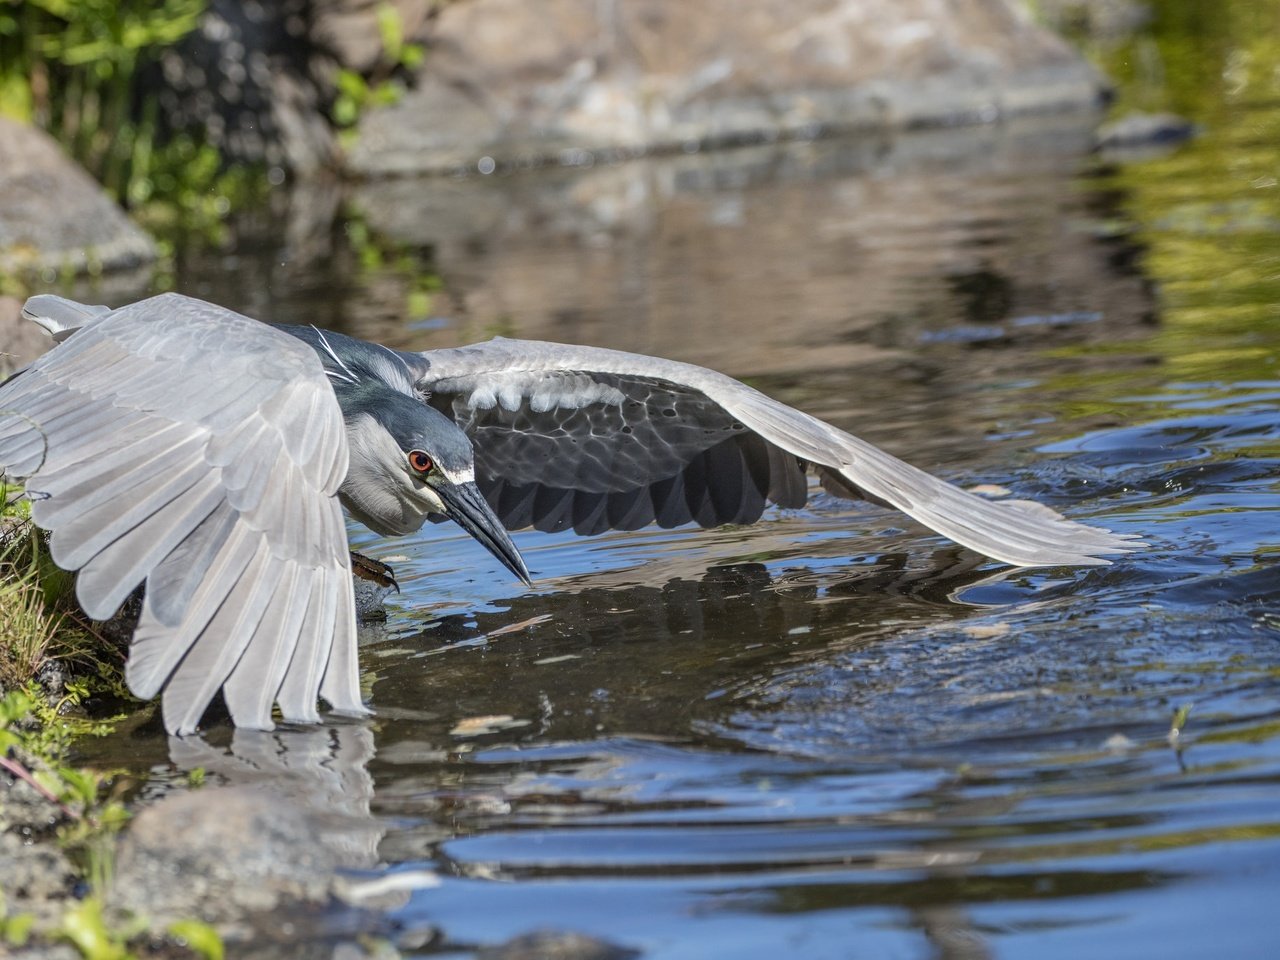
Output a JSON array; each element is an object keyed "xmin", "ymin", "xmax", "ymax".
[{"xmin": 69, "ymin": 103, "xmax": 1280, "ymax": 956}]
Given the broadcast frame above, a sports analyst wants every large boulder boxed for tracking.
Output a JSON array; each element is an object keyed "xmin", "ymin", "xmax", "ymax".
[
  {"xmin": 0, "ymin": 117, "xmax": 155, "ymax": 276},
  {"xmin": 0, "ymin": 294, "xmax": 47, "ymax": 380},
  {"xmin": 349, "ymin": 0, "xmax": 1104, "ymax": 175}
]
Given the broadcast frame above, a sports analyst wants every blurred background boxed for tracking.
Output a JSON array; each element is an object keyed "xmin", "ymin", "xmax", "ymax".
[
  {"xmin": 2, "ymin": 2, "xmax": 1279, "ymax": 959},
  {"xmin": 0, "ymin": 0, "xmax": 1275, "ymax": 384}
]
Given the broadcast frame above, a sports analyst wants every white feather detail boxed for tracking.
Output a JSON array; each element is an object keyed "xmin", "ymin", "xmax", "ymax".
[{"xmin": 436, "ymin": 371, "xmax": 628, "ymax": 413}]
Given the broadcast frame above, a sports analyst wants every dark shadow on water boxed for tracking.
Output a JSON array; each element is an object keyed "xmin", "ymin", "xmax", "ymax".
[{"xmin": 367, "ymin": 551, "xmax": 1012, "ymax": 747}]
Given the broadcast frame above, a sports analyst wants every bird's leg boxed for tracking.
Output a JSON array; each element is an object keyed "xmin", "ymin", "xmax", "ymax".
[{"xmin": 349, "ymin": 550, "xmax": 400, "ymax": 593}]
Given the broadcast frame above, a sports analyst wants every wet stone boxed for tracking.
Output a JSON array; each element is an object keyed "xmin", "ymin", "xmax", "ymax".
[
  {"xmin": 0, "ymin": 294, "xmax": 50, "ymax": 379},
  {"xmin": 106, "ymin": 784, "xmax": 388, "ymax": 955},
  {"xmin": 1094, "ymin": 111, "xmax": 1196, "ymax": 149},
  {"xmin": 350, "ymin": 0, "xmax": 1105, "ymax": 175},
  {"xmin": 0, "ymin": 118, "xmax": 155, "ymax": 277},
  {"xmin": 0, "ymin": 774, "xmax": 80, "ymax": 954},
  {"xmin": 476, "ymin": 931, "xmax": 641, "ymax": 960}
]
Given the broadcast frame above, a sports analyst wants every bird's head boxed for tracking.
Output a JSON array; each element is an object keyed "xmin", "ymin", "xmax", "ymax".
[{"xmin": 339, "ymin": 389, "xmax": 530, "ymax": 585}]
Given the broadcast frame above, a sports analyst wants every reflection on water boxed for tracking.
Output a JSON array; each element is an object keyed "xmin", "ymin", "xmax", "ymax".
[
  {"xmin": 165, "ymin": 726, "xmax": 383, "ymax": 868},
  {"xmin": 67, "ymin": 30, "xmax": 1280, "ymax": 958}
]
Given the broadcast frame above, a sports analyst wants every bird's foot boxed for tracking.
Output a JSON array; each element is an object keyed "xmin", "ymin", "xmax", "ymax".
[{"xmin": 350, "ymin": 551, "xmax": 400, "ymax": 593}]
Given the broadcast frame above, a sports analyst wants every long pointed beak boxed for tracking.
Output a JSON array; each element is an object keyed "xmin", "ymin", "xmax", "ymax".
[{"xmin": 437, "ymin": 481, "xmax": 531, "ymax": 586}]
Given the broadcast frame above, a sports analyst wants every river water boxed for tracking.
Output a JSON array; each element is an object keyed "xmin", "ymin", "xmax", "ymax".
[{"xmin": 70, "ymin": 30, "xmax": 1280, "ymax": 960}]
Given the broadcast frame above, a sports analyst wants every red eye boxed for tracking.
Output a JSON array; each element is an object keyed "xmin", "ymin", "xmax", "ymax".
[{"xmin": 408, "ymin": 451, "xmax": 434, "ymax": 474}]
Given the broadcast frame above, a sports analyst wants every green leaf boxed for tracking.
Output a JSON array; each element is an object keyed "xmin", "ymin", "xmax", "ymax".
[
  {"xmin": 168, "ymin": 919, "xmax": 224, "ymax": 960},
  {"xmin": 58, "ymin": 767, "xmax": 100, "ymax": 807},
  {"xmin": 407, "ymin": 289, "xmax": 432, "ymax": 318},
  {"xmin": 371, "ymin": 82, "xmax": 402, "ymax": 107},
  {"xmin": 336, "ymin": 69, "xmax": 369, "ymax": 100},
  {"xmin": 0, "ymin": 690, "xmax": 34, "ymax": 724},
  {"xmin": 376, "ymin": 2, "xmax": 404, "ymax": 61},
  {"xmin": 333, "ymin": 95, "xmax": 358, "ymax": 128},
  {"xmin": 401, "ymin": 43, "xmax": 425, "ymax": 70},
  {"xmin": 3, "ymin": 911, "xmax": 35, "ymax": 946},
  {"xmin": 59, "ymin": 898, "xmax": 129, "ymax": 960}
]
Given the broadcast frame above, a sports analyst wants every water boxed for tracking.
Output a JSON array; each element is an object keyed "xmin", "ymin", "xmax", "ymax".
[{"xmin": 69, "ymin": 40, "xmax": 1280, "ymax": 960}]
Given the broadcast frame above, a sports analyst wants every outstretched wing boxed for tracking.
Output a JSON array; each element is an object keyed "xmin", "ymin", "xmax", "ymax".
[
  {"xmin": 0, "ymin": 293, "xmax": 364, "ymax": 734},
  {"xmin": 418, "ymin": 337, "xmax": 1138, "ymax": 566}
]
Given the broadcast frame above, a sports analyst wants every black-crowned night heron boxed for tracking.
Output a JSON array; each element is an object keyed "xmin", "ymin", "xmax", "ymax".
[{"xmin": 0, "ymin": 293, "xmax": 1137, "ymax": 734}]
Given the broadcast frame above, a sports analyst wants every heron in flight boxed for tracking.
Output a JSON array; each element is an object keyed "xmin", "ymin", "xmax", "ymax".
[{"xmin": 0, "ymin": 294, "xmax": 1136, "ymax": 734}]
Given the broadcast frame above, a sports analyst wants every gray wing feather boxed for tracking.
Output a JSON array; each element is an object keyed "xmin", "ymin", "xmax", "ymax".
[
  {"xmin": 419, "ymin": 338, "xmax": 1139, "ymax": 567},
  {"xmin": 0, "ymin": 293, "xmax": 362, "ymax": 734},
  {"xmin": 275, "ymin": 566, "xmax": 340, "ymax": 723},
  {"xmin": 319, "ymin": 574, "xmax": 362, "ymax": 713},
  {"xmin": 158, "ymin": 534, "xmax": 277, "ymax": 733},
  {"xmin": 221, "ymin": 563, "xmax": 307, "ymax": 728},
  {"xmin": 21, "ymin": 294, "xmax": 110, "ymax": 341}
]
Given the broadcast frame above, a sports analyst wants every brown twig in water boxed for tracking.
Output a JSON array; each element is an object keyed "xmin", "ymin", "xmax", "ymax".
[{"xmin": 0, "ymin": 754, "xmax": 78, "ymax": 819}]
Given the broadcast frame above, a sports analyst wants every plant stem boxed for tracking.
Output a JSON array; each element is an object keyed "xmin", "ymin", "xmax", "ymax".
[{"xmin": 0, "ymin": 754, "xmax": 78, "ymax": 820}]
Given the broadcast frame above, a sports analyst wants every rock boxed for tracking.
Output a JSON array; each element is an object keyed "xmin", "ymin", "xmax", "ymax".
[
  {"xmin": 0, "ymin": 118, "xmax": 155, "ymax": 277},
  {"xmin": 0, "ymin": 775, "xmax": 80, "ymax": 952},
  {"xmin": 7, "ymin": 938, "xmax": 80, "ymax": 960},
  {"xmin": 1094, "ymin": 111, "xmax": 1196, "ymax": 150},
  {"xmin": 104, "ymin": 729, "xmax": 402, "ymax": 955},
  {"xmin": 0, "ymin": 294, "xmax": 48, "ymax": 380},
  {"xmin": 162, "ymin": 726, "xmax": 385, "ymax": 871},
  {"xmin": 108, "ymin": 785, "xmax": 346, "ymax": 929},
  {"xmin": 0, "ymin": 829, "xmax": 78, "ymax": 924},
  {"xmin": 477, "ymin": 931, "xmax": 641, "ymax": 960},
  {"xmin": 349, "ymin": 0, "xmax": 1106, "ymax": 175},
  {"xmin": 311, "ymin": 0, "xmax": 433, "ymax": 74}
]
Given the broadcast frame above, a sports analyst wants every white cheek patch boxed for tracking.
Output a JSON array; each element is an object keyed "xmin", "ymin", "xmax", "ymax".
[{"xmin": 439, "ymin": 465, "xmax": 475, "ymax": 486}]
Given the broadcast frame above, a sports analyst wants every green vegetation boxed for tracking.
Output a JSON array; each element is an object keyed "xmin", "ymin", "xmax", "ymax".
[
  {"xmin": 1105, "ymin": 0, "xmax": 1280, "ymax": 371},
  {"xmin": 1, "ymin": 490, "xmax": 128, "ymax": 706},
  {"xmin": 0, "ymin": 684, "xmax": 226, "ymax": 957},
  {"xmin": 333, "ymin": 4, "xmax": 425, "ymax": 131},
  {"xmin": 2, "ymin": 888, "xmax": 225, "ymax": 960},
  {"xmin": 0, "ymin": 491, "xmax": 182, "ymax": 958},
  {"xmin": 44, "ymin": 897, "xmax": 223, "ymax": 960},
  {"xmin": 0, "ymin": 0, "xmax": 435, "ymax": 283},
  {"xmin": 0, "ymin": 533, "xmax": 64, "ymax": 692},
  {"xmin": 1, "ymin": 687, "xmax": 137, "ymax": 959},
  {"xmin": 333, "ymin": 2, "xmax": 426, "ymax": 163},
  {"xmin": 345, "ymin": 212, "xmax": 447, "ymax": 326},
  {"xmin": 0, "ymin": 0, "xmax": 265, "ymax": 274},
  {"xmin": 0, "ymin": 0, "xmax": 206, "ymax": 204},
  {"xmin": 1053, "ymin": 0, "xmax": 1280, "ymax": 391}
]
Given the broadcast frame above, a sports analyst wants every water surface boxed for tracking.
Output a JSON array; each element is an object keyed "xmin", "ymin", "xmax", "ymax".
[{"xmin": 73, "ymin": 39, "xmax": 1280, "ymax": 959}]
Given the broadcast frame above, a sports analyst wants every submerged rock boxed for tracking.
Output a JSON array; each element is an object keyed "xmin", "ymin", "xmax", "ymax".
[
  {"xmin": 109, "ymin": 786, "xmax": 340, "ymax": 924},
  {"xmin": 0, "ymin": 771, "xmax": 80, "ymax": 959},
  {"xmin": 0, "ymin": 786, "xmax": 78, "ymax": 916},
  {"xmin": 477, "ymin": 931, "xmax": 641, "ymax": 960},
  {"xmin": 0, "ymin": 118, "xmax": 155, "ymax": 277},
  {"xmin": 1094, "ymin": 111, "xmax": 1197, "ymax": 151},
  {"xmin": 349, "ymin": 0, "xmax": 1105, "ymax": 175},
  {"xmin": 107, "ymin": 784, "xmax": 392, "ymax": 956}
]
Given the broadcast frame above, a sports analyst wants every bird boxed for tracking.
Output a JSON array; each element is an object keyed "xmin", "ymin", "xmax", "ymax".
[{"xmin": 0, "ymin": 293, "xmax": 1138, "ymax": 734}]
